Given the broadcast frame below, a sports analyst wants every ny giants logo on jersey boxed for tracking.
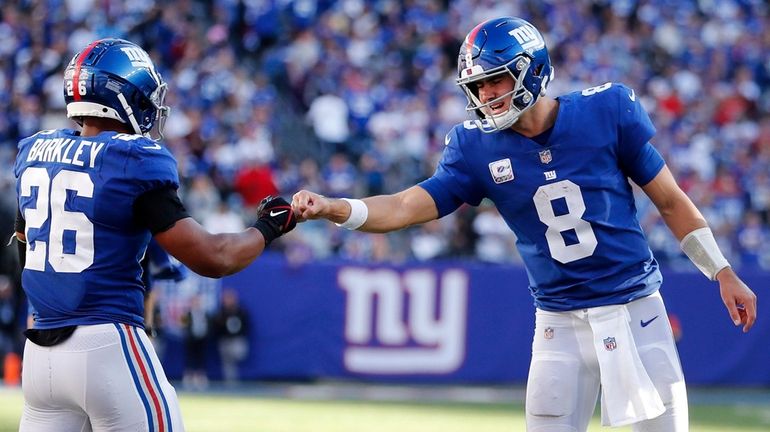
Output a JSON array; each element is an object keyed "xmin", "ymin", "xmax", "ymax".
[
  {"xmin": 509, "ymin": 24, "xmax": 544, "ymax": 52},
  {"xmin": 488, "ymin": 158, "xmax": 514, "ymax": 184},
  {"xmin": 339, "ymin": 268, "xmax": 468, "ymax": 374}
]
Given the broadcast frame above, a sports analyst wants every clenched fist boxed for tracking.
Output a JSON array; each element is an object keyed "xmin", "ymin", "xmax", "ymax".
[
  {"xmin": 291, "ymin": 190, "xmax": 334, "ymax": 222},
  {"xmin": 252, "ymin": 195, "xmax": 297, "ymax": 245}
]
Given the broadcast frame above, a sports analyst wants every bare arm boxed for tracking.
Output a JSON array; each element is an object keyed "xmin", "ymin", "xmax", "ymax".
[
  {"xmin": 641, "ymin": 165, "xmax": 707, "ymax": 239},
  {"xmin": 642, "ymin": 165, "xmax": 757, "ymax": 332},
  {"xmin": 153, "ymin": 195, "xmax": 297, "ymax": 278},
  {"xmin": 154, "ymin": 218, "xmax": 267, "ymax": 278},
  {"xmin": 292, "ymin": 185, "xmax": 439, "ymax": 233}
]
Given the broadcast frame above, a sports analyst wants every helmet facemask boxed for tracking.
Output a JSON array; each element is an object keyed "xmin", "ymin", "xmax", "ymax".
[
  {"xmin": 114, "ymin": 79, "xmax": 170, "ymax": 141},
  {"xmin": 145, "ymin": 82, "xmax": 170, "ymax": 141},
  {"xmin": 458, "ymin": 55, "xmax": 538, "ymax": 133}
]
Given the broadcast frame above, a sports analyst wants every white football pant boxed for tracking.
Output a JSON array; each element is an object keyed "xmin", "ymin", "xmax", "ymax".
[
  {"xmin": 525, "ymin": 292, "xmax": 688, "ymax": 431},
  {"xmin": 20, "ymin": 323, "xmax": 184, "ymax": 432}
]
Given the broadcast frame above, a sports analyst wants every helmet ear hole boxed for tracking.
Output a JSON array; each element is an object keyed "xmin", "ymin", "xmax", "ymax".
[
  {"xmin": 533, "ymin": 64, "xmax": 544, "ymax": 76},
  {"xmin": 137, "ymin": 97, "xmax": 153, "ymax": 111}
]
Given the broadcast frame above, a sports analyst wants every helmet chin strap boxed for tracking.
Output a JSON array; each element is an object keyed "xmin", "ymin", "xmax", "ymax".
[
  {"xmin": 476, "ymin": 90, "xmax": 529, "ymax": 133},
  {"xmin": 117, "ymin": 92, "xmax": 144, "ymax": 135},
  {"xmin": 488, "ymin": 96, "xmax": 523, "ymax": 127}
]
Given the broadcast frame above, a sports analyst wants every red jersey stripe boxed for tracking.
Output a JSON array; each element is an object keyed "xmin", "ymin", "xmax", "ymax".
[{"xmin": 125, "ymin": 324, "xmax": 166, "ymax": 432}]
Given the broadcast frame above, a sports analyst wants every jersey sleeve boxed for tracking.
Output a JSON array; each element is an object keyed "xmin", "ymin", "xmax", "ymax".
[
  {"xmin": 14, "ymin": 133, "xmax": 43, "ymax": 178},
  {"xmin": 614, "ymin": 84, "xmax": 664, "ymax": 186},
  {"xmin": 123, "ymin": 137, "xmax": 180, "ymax": 193},
  {"xmin": 417, "ymin": 126, "xmax": 483, "ymax": 217}
]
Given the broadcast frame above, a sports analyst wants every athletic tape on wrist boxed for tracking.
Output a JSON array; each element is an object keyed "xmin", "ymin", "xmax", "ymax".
[
  {"xmin": 335, "ymin": 198, "xmax": 368, "ymax": 230},
  {"xmin": 680, "ymin": 227, "xmax": 730, "ymax": 281}
]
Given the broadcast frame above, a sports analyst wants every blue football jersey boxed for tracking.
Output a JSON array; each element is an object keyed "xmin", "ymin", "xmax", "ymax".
[
  {"xmin": 420, "ymin": 83, "xmax": 666, "ymax": 311},
  {"xmin": 14, "ymin": 129, "xmax": 179, "ymax": 328}
]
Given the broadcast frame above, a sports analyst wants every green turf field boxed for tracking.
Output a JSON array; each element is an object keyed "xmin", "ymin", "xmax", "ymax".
[{"xmin": 0, "ymin": 387, "xmax": 767, "ymax": 431}]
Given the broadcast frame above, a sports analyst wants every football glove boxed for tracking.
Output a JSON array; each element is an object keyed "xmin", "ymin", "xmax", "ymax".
[{"xmin": 252, "ymin": 195, "xmax": 297, "ymax": 246}]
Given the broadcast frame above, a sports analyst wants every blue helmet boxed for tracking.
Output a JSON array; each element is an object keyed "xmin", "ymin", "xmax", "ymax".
[
  {"xmin": 456, "ymin": 17, "xmax": 554, "ymax": 132},
  {"xmin": 64, "ymin": 38, "xmax": 170, "ymax": 140}
]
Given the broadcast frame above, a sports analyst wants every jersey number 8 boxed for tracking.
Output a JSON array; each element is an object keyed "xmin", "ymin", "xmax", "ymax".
[
  {"xmin": 19, "ymin": 168, "xmax": 95, "ymax": 273},
  {"xmin": 533, "ymin": 180, "xmax": 598, "ymax": 264}
]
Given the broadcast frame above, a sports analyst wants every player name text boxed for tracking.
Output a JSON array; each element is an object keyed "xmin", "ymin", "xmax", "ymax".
[{"xmin": 26, "ymin": 138, "xmax": 105, "ymax": 168}]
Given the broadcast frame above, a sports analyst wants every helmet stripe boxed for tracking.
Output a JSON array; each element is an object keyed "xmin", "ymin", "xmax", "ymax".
[
  {"xmin": 464, "ymin": 20, "xmax": 489, "ymax": 61},
  {"xmin": 72, "ymin": 39, "xmax": 103, "ymax": 102}
]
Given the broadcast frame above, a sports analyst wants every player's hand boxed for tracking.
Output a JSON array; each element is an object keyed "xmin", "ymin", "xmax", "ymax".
[
  {"xmin": 291, "ymin": 190, "xmax": 332, "ymax": 222},
  {"xmin": 716, "ymin": 268, "xmax": 757, "ymax": 333},
  {"xmin": 252, "ymin": 195, "xmax": 297, "ymax": 245}
]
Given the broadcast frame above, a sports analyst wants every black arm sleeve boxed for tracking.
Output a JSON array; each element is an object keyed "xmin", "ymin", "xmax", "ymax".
[
  {"xmin": 132, "ymin": 186, "xmax": 191, "ymax": 235},
  {"xmin": 14, "ymin": 207, "xmax": 25, "ymax": 269},
  {"xmin": 14, "ymin": 207, "xmax": 25, "ymax": 233}
]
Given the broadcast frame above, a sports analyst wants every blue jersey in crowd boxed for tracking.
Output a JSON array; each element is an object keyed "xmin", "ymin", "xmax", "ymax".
[
  {"xmin": 420, "ymin": 83, "xmax": 666, "ymax": 311},
  {"xmin": 14, "ymin": 129, "xmax": 179, "ymax": 329}
]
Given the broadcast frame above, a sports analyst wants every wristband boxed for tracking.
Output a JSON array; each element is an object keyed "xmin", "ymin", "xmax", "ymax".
[
  {"xmin": 252, "ymin": 220, "xmax": 280, "ymax": 246},
  {"xmin": 335, "ymin": 198, "xmax": 368, "ymax": 230},
  {"xmin": 680, "ymin": 227, "xmax": 731, "ymax": 281}
]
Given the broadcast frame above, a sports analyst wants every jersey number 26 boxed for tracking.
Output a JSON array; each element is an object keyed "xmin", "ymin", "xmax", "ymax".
[{"xmin": 19, "ymin": 168, "xmax": 94, "ymax": 273}]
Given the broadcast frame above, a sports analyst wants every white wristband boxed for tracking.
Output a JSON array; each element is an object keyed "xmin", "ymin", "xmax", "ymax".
[
  {"xmin": 680, "ymin": 227, "xmax": 730, "ymax": 281},
  {"xmin": 335, "ymin": 198, "xmax": 368, "ymax": 230}
]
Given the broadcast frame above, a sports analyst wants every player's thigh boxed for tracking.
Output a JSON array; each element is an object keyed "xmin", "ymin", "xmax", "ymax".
[
  {"xmin": 627, "ymin": 293, "xmax": 687, "ymax": 402},
  {"xmin": 87, "ymin": 324, "xmax": 184, "ymax": 432},
  {"xmin": 526, "ymin": 310, "xmax": 600, "ymax": 431},
  {"xmin": 20, "ymin": 404, "xmax": 92, "ymax": 432}
]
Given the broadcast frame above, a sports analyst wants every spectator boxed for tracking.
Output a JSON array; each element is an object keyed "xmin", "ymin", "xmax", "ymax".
[
  {"xmin": 181, "ymin": 295, "xmax": 212, "ymax": 391},
  {"xmin": 0, "ymin": 1, "xmax": 768, "ymax": 269},
  {"xmin": 212, "ymin": 289, "xmax": 250, "ymax": 384},
  {"xmin": 233, "ymin": 159, "xmax": 279, "ymax": 211},
  {"xmin": 306, "ymin": 92, "xmax": 350, "ymax": 158}
]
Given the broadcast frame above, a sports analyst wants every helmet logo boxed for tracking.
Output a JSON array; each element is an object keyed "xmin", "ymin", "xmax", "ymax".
[
  {"xmin": 120, "ymin": 47, "xmax": 161, "ymax": 86},
  {"xmin": 508, "ymin": 24, "xmax": 544, "ymax": 53}
]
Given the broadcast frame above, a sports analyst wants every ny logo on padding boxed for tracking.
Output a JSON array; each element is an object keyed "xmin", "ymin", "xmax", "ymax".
[{"xmin": 339, "ymin": 268, "xmax": 468, "ymax": 374}]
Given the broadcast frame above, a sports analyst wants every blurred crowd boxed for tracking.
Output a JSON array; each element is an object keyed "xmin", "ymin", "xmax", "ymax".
[{"xmin": 2, "ymin": 0, "xmax": 770, "ymax": 272}]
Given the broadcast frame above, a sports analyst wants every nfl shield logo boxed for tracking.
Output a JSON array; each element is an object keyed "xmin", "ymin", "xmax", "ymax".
[
  {"xmin": 544, "ymin": 327, "xmax": 554, "ymax": 340},
  {"xmin": 603, "ymin": 337, "xmax": 617, "ymax": 351},
  {"xmin": 539, "ymin": 149, "xmax": 552, "ymax": 164}
]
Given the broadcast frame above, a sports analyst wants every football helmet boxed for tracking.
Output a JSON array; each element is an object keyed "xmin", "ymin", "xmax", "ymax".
[
  {"xmin": 457, "ymin": 17, "xmax": 554, "ymax": 132},
  {"xmin": 64, "ymin": 38, "xmax": 169, "ymax": 140}
]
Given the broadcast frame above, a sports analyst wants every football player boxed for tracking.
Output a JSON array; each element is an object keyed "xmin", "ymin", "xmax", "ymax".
[
  {"xmin": 13, "ymin": 38, "xmax": 296, "ymax": 431},
  {"xmin": 292, "ymin": 17, "xmax": 757, "ymax": 432}
]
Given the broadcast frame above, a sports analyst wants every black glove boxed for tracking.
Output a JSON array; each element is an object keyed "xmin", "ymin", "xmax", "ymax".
[{"xmin": 252, "ymin": 195, "xmax": 297, "ymax": 246}]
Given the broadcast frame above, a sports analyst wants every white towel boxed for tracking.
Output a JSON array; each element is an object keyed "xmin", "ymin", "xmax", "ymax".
[{"xmin": 586, "ymin": 304, "xmax": 665, "ymax": 427}]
